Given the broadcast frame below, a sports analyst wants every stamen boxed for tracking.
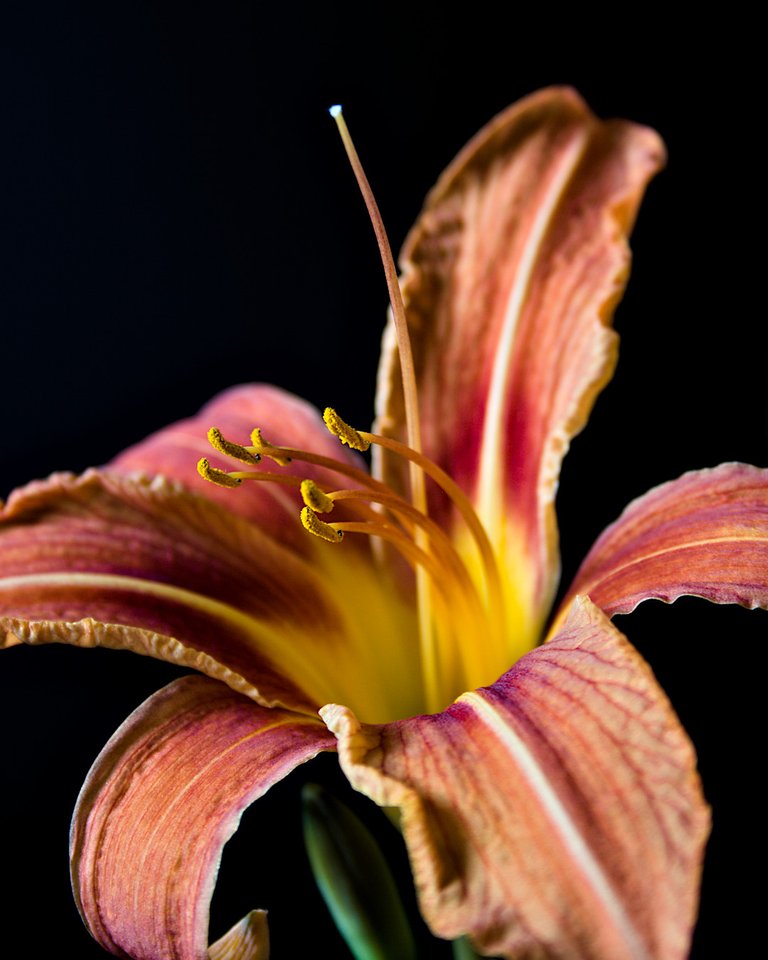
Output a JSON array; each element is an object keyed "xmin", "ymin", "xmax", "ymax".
[
  {"xmin": 323, "ymin": 408, "xmax": 370, "ymax": 452},
  {"xmin": 247, "ymin": 439, "xmax": 393, "ymax": 496},
  {"xmin": 228, "ymin": 470, "xmax": 302, "ymax": 488},
  {"xmin": 198, "ymin": 407, "xmax": 503, "ymax": 706},
  {"xmin": 207, "ymin": 427, "xmax": 261, "ymax": 465},
  {"xmin": 197, "ymin": 458, "xmax": 243, "ymax": 488},
  {"xmin": 301, "ymin": 479, "xmax": 335, "ymax": 514},
  {"xmin": 331, "ymin": 521, "xmax": 443, "ymax": 583},
  {"xmin": 301, "ymin": 506, "xmax": 344, "ymax": 542},
  {"xmin": 250, "ymin": 428, "xmax": 292, "ymax": 465}
]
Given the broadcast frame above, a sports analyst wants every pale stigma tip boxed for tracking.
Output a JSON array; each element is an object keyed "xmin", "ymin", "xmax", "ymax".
[{"xmin": 329, "ymin": 104, "xmax": 343, "ymax": 118}]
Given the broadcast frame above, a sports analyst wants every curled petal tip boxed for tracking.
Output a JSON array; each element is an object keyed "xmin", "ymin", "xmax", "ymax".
[{"xmin": 209, "ymin": 909, "xmax": 269, "ymax": 960}]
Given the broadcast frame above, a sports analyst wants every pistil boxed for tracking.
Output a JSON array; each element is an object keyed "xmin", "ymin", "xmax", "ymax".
[{"xmin": 330, "ymin": 106, "xmax": 437, "ymax": 707}]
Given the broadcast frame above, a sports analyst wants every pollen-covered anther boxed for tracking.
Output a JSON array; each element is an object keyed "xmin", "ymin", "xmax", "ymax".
[
  {"xmin": 207, "ymin": 427, "xmax": 261, "ymax": 465},
  {"xmin": 323, "ymin": 408, "xmax": 370, "ymax": 452},
  {"xmin": 300, "ymin": 479, "xmax": 335, "ymax": 514},
  {"xmin": 197, "ymin": 458, "xmax": 243, "ymax": 488},
  {"xmin": 250, "ymin": 428, "xmax": 292, "ymax": 466},
  {"xmin": 300, "ymin": 506, "xmax": 343, "ymax": 542}
]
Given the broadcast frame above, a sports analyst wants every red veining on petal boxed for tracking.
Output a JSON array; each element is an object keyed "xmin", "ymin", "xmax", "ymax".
[
  {"xmin": 0, "ymin": 470, "xmax": 403, "ymax": 714},
  {"xmin": 324, "ymin": 597, "xmax": 708, "ymax": 959},
  {"xmin": 376, "ymin": 87, "xmax": 665, "ymax": 638},
  {"xmin": 562, "ymin": 463, "xmax": 768, "ymax": 618}
]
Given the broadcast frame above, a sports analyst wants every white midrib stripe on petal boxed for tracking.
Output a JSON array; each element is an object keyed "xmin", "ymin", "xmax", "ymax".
[
  {"xmin": 476, "ymin": 129, "xmax": 590, "ymax": 529},
  {"xmin": 0, "ymin": 571, "xmax": 347, "ymax": 709},
  {"xmin": 460, "ymin": 690, "xmax": 651, "ymax": 960},
  {"xmin": 0, "ymin": 571, "xmax": 260, "ymax": 630}
]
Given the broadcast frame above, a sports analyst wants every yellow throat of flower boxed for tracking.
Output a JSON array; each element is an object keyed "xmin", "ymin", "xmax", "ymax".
[{"xmin": 198, "ymin": 410, "xmax": 509, "ymax": 715}]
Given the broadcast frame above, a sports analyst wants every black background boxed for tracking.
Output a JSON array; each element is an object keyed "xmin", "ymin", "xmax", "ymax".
[{"xmin": 1, "ymin": 4, "xmax": 765, "ymax": 958}]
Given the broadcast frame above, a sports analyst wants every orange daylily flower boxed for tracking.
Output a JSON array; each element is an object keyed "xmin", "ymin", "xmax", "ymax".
[{"xmin": 2, "ymin": 87, "xmax": 767, "ymax": 959}]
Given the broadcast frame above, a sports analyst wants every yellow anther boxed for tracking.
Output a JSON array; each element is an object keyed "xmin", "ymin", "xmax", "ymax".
[
  {"xmin": 300, "ymin": 479, "xmax": 335, "ymax": 514},
  {"xmin": 323, "ymin": 408, "xmax": 370, "ymax": 451},
  {"xmin": 197, "ymin": 458, "xmax": 243, "ymax": 488},
  {"xmin": 208, "ymin": 427, "xmax": 261, "ymax": 465},
  {"xmin": 250, "ymin": 428, "xmax": 292, "ymax": 466},
  {"xmin": 300, "ymin": 506, "xmax": 344, "ymax": 542}
]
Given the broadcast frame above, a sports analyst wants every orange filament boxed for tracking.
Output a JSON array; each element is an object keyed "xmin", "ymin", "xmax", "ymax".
[
  {"xmin": 326, "ymin": 488, "xmax": 485, "ymax": 619},
  {"xmin": 203, "ymin": 425, "xmax": 498, "ymax": 622},
  {"xmin": 358, "ymin": 430, "xmax": 507, "ymax": 651},
  {"xmin": 200, "ymin": 430, "xmax": 479, "ymax": 613},
  {"xmin": 251, "ymin": 428, "xmax": 292, "ymax": 466}
]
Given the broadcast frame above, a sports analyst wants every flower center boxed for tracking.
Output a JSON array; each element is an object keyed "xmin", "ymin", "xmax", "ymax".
[{"xmin": 197, "ymin": 412, "xmax": 508, "ymax": 712}]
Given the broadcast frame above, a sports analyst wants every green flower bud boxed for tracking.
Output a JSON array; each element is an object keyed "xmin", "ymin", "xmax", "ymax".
[{"xmin": 302, "ymin": 784, "xmax": 417, "ymax": 960}]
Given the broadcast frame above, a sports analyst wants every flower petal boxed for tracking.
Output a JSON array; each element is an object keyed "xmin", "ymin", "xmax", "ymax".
[
  {"xmin": 562, "ymin": 463, "xmax": 768, "ymax": 618},
  {"xmin": 113, "ymin": 383, "xmax": 363, "ymax": 548},
  {"xmin": 71, "ymin": 674, "xmax": 333, "ymax": 960},
  {"xmin": 376, "ymin": 87, "xmax": 665, "ymax": 648},
  {"xmin": 0, "ymin": 470, "xmax": 421, "ymax": 719},
  {"xmin": 323, "ymin": 597, "xmax": 708, "ymax": 960},
  {"xmin": 208, "ymin": 911, "xmax": 269, "ymax": 960}
]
